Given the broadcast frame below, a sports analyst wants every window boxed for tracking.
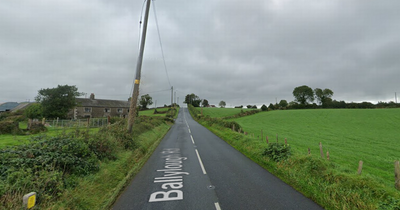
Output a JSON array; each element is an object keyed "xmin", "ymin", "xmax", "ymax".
[
  {"xmin": 84, "ymin": 107, "xmax": 92, "ymax": 113},
  {"xmin": 117, "ymin": 108, "xmax": 123, "ymax": 113},
  {"xmin": 104, "ymin": 108, "xmax": 111, "ymax": 113}
]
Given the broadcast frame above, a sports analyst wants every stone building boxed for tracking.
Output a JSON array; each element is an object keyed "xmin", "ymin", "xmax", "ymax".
[{"xmin": 69, "ymin": 93, "xmax": 130, "ymax": 119}]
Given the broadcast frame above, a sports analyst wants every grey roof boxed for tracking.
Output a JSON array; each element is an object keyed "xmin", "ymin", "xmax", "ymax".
[
  {"xmin": 12, "ymin": 102, "xmax": 34, "ymax": 112},
  {"xmin": 76, "ymin": 98, "xmax": 130, "ymax": 108},
  {"xmin": 0, "ymin": 102, "xmax": 19, "ymax": 112}
]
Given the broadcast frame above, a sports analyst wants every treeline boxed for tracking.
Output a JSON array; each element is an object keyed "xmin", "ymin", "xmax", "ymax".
[{"xmin": 287, "ymin": 100, "xmax": 400, "ymax": 110}]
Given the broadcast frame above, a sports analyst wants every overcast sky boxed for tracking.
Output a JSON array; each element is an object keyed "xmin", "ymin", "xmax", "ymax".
[{"xmin": 1, "ymin": 0, "xmax": 399, "ymax": 107}]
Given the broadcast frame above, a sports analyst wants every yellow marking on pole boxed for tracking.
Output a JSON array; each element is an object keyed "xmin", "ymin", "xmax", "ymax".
[{"xmin": 135, "ymin": 79, "xmax": 140, "ymax": 84}]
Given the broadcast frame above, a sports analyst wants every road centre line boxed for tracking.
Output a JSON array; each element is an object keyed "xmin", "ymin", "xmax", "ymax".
[
  {"xmin": 195, "ymin": 149, "xmax": 207, "ymax": 174},
  {"xmin": 214, "ymin": 202, "xmax": 222, "ymax": 210},
  {"xmin": 190, "ymin": 135, "xmax": 195, "ymax": 144},
  {"xmin": 188, "ymin": 128, "xmax": 191, "ymax": 133}
]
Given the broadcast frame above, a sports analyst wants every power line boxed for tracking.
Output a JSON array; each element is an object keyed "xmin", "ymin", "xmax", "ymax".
[{"xmin": 152, "ymin": 0, "xmax": 172, "ymax": 88}]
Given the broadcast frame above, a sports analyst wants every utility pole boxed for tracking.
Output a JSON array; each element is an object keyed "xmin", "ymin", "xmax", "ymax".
[
  {"xmin": 127, "ymin": 0, "xmax": 151, "ymax": 133},
  {"xmin": 171, "ymin": 86, "xmax": 173, "ymax": 107}
]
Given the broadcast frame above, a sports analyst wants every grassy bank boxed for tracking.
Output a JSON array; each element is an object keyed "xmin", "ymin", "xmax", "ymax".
[
  {"xmin": 196, "ymin": 107, "xmax": 256, "ymax": 118},
  {"xmin": 0, "ymin": 116, "xmax": 172, "ymax": 209},
  {"xmin": 188, "ymin": 106, "xmax": 400, "ymax": 209},
  {"xmin": 47, "ymin": 122, "xmax": 171, "ymax": 209}
]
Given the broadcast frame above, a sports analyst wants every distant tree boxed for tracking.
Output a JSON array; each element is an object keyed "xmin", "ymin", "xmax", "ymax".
[
  {"xmin": 139, "ymin": 94, "xmax": 153, "ymax": 110},
  {"xmin": 252, "ymin": 105, "xmax": 257, "ymax": 109},
  {"xmin": 279, "ymin": 100, "xmax": 288, "ymax": 108},
  {"xmin": 268, "ymin": 103, "xmax": 275, "ymax": 110},
  {"xmin": 314, "ymin": 88, "xmax": 334, "ymax": 107},
  {"xmin": 261, "ymin": 104, "xmax": 268, "ymax": 111},
  {"xmin": 184, "ymin": 93, "xmax": 201, "ymax": 107},
  {"xmin": 24, "ymin": 103, "xmax": 43, "ymax": 119},
  {"xmin": 293, "ymin": 85, "xmax": 314, "ymax": 105},
  {"xmin": 246, "ymin": 105, "xmax": 252, "ymax": 109},
  {"xmin": 219, "ymin": 101, "xmax": 226, "ymax": 108},
  {"xmin": 35, "ymin": 85, "xmax": 82, "ymax": 119},
  {"xmin": 202, "ymin": 99, "xmax": 209, "ymax": 107}
]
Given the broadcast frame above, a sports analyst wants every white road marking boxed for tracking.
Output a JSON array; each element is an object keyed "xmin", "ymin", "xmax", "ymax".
[
  {"xmin": 188, "ymin": 128, "xmax": 191, "ymax": 133},
  {"xmin": 215, "ymin": 202, "xmax": 222, "ymax": 210},
  {"xmin": 190, "ymin": 135, "xmax": 195, "ymax": 144},
  {"xmin": 195, "ymin": 149, "xmax": 207, "ymax": 174}
]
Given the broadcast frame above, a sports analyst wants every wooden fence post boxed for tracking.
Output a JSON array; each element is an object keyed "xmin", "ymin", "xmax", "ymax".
[
  {"xmin": 395, "ymin": 161, "xmax": 400, "ymax": 190},
  {"xmin": 87, "ymin": 118, "xmax": 90, "ymax": 127},
  {"xmin": 284, "ymin": 138, "xmax": 287, "ymax": 145},
  {"xmin": 357, "ymin": 160, "xmax": 363, "ymax": 175},
  {"xmin": 239, "ymin": 128, "xmax": 241, "ymax": 133},
  {"xmin": 232, "ymin": 124, "xmax": 235, "ymax": 131},
  {"xmin": 326, "ymin": 151, "xmax": 330, "ymax": 160},
  {"xmin": 245, "ymin": 132, "xmax": 247, "ymax": 135},
  {"xmin": 319, "ymin": 142, "xmax": 324, "ymax": 158},
  {"xmin": 266, "ymin": 136, "xmax": 269, "ymax": 144},
  {"xmin": 308, "ymin": 148, "xmax": 311, "ymax": 155}
]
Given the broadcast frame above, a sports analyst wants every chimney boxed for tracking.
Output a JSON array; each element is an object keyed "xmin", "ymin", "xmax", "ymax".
[{"xmin": 90, "ymin": 93, "xmax": 95, "ymax": 100}]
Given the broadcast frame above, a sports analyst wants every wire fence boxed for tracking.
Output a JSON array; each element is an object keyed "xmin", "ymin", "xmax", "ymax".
[{"xmin": 44, "ymin": 118, "xmax": 109, "ymax": 128}]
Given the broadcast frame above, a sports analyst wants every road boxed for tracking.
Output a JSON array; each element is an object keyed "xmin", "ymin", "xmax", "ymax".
[{"xmin": 112, "ymin": 108, "xmax": 323, "ymax": 210}]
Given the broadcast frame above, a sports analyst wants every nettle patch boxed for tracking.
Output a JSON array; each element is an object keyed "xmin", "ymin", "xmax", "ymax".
[{"xmin": 262, "ymin": 143, "xmax": 291, "ymax": 162}]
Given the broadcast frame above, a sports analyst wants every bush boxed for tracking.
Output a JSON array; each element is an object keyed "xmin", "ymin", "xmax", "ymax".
[
  {"xmin": 262, "ymin": 143, "xmax": 291, "ymax": 162},
  {"xmin": 29, "ymin": 122, "xmax": 47, "ymax": 134},
  {"xmin": 0, "ymin": 121, "xmax": 21, "ymax": 134},
  {"xmin": 0, "ymin": 136, "xmax": 99, "ymax": 177}
]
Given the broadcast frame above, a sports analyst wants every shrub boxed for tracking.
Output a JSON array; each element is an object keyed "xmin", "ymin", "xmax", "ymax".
[
  {"xmin": 0, "ymin": 121, "xmax": 21, "ymax": 134},
  {"xmin": 262, "ymin": 143, "xmax": 291, "ymax": 162},
  {"xmin": 0, "ymin": 136, "xmax": 99, "ymax": 177},
  {"xmin": 29, "ymin": 122, "xmax": 47, "ymax": 134}
]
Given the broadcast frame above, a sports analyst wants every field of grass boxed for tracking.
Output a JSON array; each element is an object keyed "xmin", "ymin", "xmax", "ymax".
[
  {"xmin": 0, "ymin": 126, "xmax": 100, "ymax": 149},
  {"xmin": 234, "ymin": 109, "xmax": 400, "ymax": 188},
  {"xmin": 196, "ymin": 107, "xmax": 256, "ymax": 118},
  {"xmin": 139, "ymin": 107, "xmax": 170, "ymax": 117}
]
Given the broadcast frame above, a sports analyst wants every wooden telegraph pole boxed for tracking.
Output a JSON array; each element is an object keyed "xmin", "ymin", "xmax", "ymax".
[{"xmin": 127, "ymin": 0, "xmax": 151, "ymax": 133}]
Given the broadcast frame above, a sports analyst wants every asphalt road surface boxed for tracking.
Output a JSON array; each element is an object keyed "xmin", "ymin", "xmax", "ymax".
[{"xmin": 112, "ymin": 108, "xmax": 324, "ymax": 210}]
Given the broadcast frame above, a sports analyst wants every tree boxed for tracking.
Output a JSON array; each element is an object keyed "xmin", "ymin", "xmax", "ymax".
[
  {"xmin": 279, "ymin": 100, "xmax": 288, "ymax": 108},
  {"xmin": 139, "ymin": 94, "xmax": 153, "ymax": 110},
  {"xmin": 202, "ymin": 99, "xmax": 209, "ymax": 107},
  {"xmin": 261, "ymin": 104, "xmax": 268, "ymax": 111},
  {"xmin": 268, "ymin": 103, "xmax": 275, "ymax": 110},
  {"xmin": 246, "ymin": 105, "xmax": 252, "ymax": 109},
  {"xmin": 24, "ymin": 103, "xmax": 43, "ymax": 119},
  {"xmin": 184, "ymin": 93, "xmax": 201, "ymax": 107},
  {"xmin": 292, "ymin": 85, "xmax": 314, "ymax": 105},
  {"xmin": 35, "ymin": 85, "xmax": 82, "ymax": 119},
  {"xmin": 314, "ymin": 88, "xmax": 334, "ymax": 107},
  {"xmin": 219, "ymin": 101, "xmax": 226, "ymax": 108}
]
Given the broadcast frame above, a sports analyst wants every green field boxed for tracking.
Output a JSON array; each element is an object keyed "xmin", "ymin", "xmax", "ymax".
[
  {"xmin": 234, "ymin": 108, "xmax": 400, "ymax": 188},
  {"xmin": 0, "ymin": 107, "xmax": 175, "ymax": 149},
  {"xmin": 197, "ymin": 107, "xmax": 256, "ymax": 118},
  {"xmin": 0, "ymin": 126, "xmax": 100, "ymax": 149}
]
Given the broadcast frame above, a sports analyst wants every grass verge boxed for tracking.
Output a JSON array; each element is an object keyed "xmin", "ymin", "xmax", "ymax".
[{"xmin": 47, "ymin": 123, "xmax": 171, "ymax": 209}]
